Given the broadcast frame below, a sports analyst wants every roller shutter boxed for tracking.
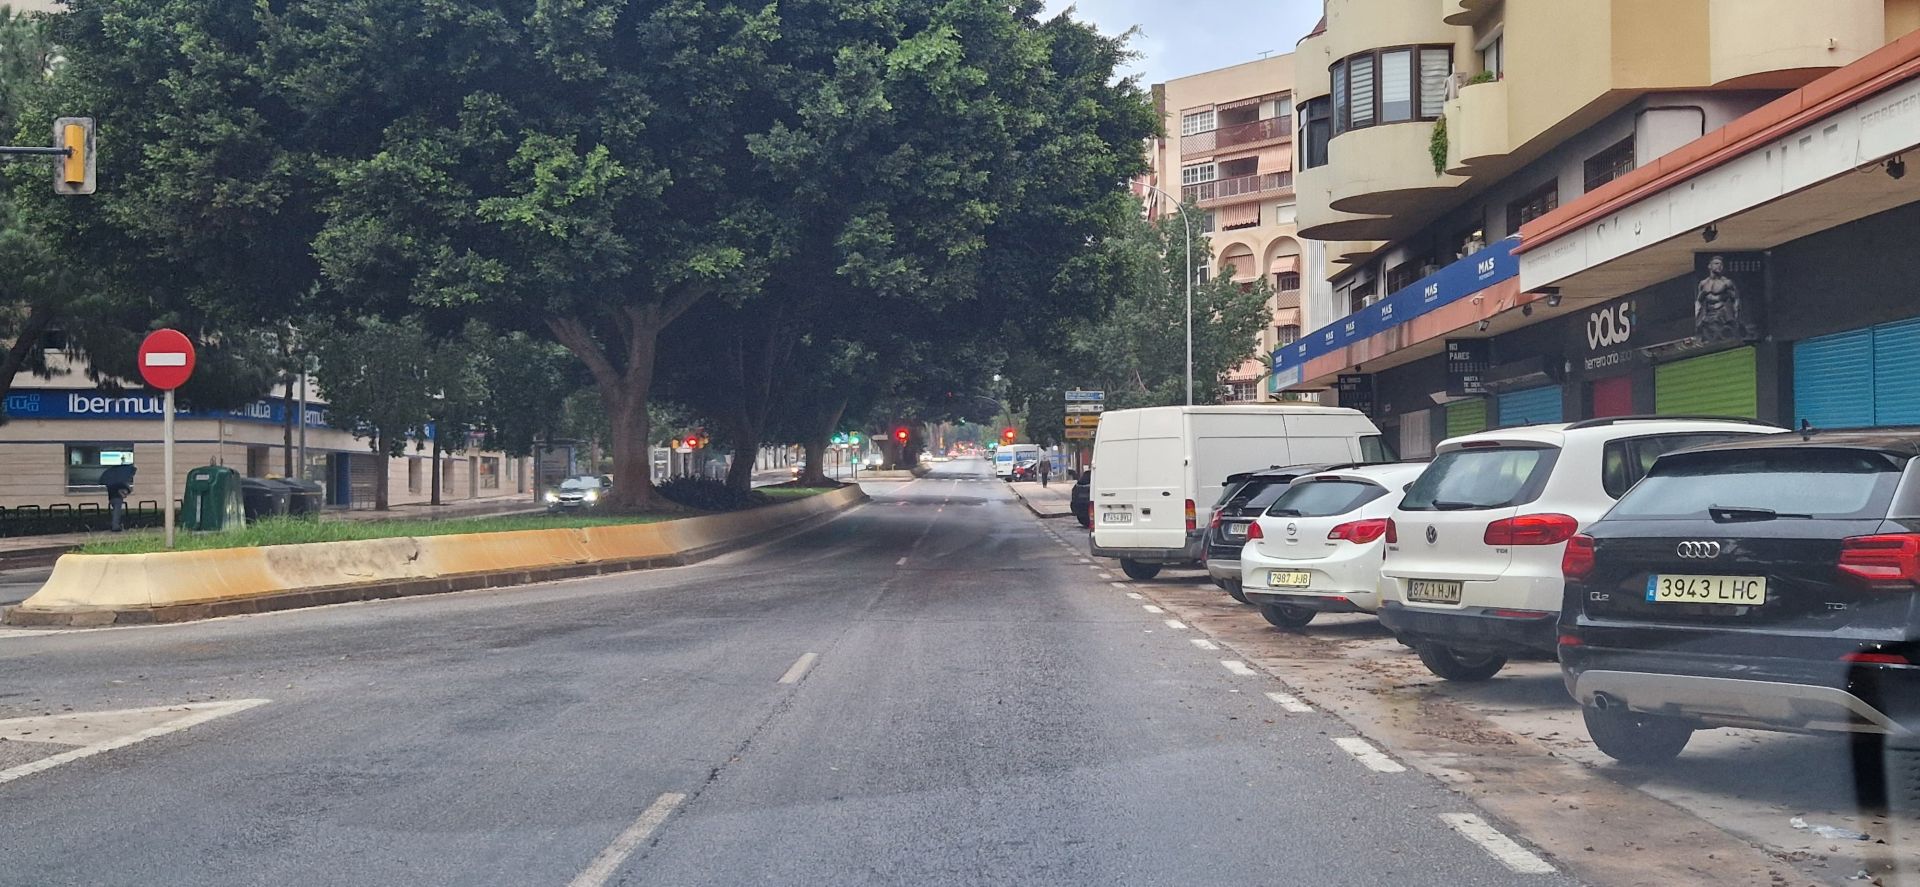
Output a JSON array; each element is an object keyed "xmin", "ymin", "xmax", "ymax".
[
  {"xmin": 1793, "ymin": 329, "xmax": 1874, "ymax": 429},
  {"xmin": 1496, "ymin": 386, "xmax": 1564, "ymax": 427},
  {"xmin": 1655, "ymin": 348, "xmax": 1756, "ymax": 418},
  {"xmin": 1445, "ymin": 399, "xmax": 1488, "ymax": 439}
]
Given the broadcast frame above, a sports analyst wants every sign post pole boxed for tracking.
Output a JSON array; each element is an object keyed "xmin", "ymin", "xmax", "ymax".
[{"xmin": 163, "ymin": 388, "xmax": 176, "ymax": 550}]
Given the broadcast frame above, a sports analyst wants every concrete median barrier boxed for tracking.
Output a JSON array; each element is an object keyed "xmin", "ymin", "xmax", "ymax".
[{"xmin": 7, "ymin": 486, "xmax": 867, "ymax": 626}]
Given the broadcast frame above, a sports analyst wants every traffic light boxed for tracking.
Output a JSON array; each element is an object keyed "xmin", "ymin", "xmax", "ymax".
[
  {"xmin": 850, "ymin": 432, "xmax": 862, "ymax": 445},
  {"xmin": 893, "ymin": 427, "xmax": 909, "ymax": 444},
  {"xmin": 53, "ymin": 117, "xmax": 95, "ymax": 196},
  {"xmin": 1001, "ymin": 427, "xmax": 1017, "ymax": 445}
]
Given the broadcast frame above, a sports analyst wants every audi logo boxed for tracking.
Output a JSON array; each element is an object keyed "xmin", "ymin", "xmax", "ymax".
[{"xmin": 1676, "ymin": 541, "xmax": 1723, "ymax": 559}]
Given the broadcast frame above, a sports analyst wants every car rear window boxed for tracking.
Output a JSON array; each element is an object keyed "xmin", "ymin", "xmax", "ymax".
[
  {"xmin": 1267, "ymin": 479, "xmax": 1385, "ymax": 518},
  {"xmin": 1609, "ymin": 448, "xmax": 1904, "ymax": 520},
  {"xmin": 1400, "ymin": 446, "xmax": 1559, "ymax": 512}
]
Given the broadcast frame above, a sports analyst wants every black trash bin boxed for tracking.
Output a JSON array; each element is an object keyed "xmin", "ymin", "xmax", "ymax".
[
  {"xmin": 277, "ymin": 479, "xmax": 324, "ymax": 519},
  {"xmin": 240, "ymin": 477, "xmax": 291, "ymax": 521}
]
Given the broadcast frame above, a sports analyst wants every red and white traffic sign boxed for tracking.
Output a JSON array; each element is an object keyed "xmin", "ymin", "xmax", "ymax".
[{"xmin": 137, "ymin": 328, "xmax": 196, "ymax": 391}]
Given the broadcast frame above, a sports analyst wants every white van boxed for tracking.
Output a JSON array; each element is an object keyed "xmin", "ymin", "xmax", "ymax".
[
  {"xmin": 1090, "ymin": 406, "xmax": 1388, "ymax": 579},
  {"xmin": 994, "ymin": 444, "xmax": 1041, "ymax": 479}
]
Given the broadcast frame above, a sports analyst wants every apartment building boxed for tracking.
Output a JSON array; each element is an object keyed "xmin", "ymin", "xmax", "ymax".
[
  {"xmin": 1276, "ymin": 0, "xmax": 1920, "ymax": 457},
  {"xmin": 1143, "ymin": 56, "xmax": 1304, "ymax": 403}
]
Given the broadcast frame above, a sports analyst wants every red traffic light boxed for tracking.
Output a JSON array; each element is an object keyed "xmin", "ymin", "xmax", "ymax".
[
  {"xmin": 1001, "ymin": 427, "xmax": 1017, "ymax": 443},
  {"xmin": 893, "ymin": 427, "xmax": 910, "ymax": 444}
]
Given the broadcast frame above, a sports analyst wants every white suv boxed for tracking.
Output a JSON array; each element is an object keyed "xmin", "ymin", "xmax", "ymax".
[
  {"xmin": 1240, "ymin": 463, "xmax": 1431, "ymax": 629},
  {"xmin": 1378, "ymin": 417, "xmax": 1782, "ymax": 682}
]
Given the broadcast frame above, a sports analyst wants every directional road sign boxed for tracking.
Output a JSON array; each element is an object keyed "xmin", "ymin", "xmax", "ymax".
[
  {"xmin": 1064, "ymin": 428, "xmax": 1096, "ymax": 441},
  {"xmin": 1063, "ymin": 414, "xmax": 1102, "ymax": 427},
  {"xmin": 1063, "ymin": 389, "xmax": 1105, "ymax": 403}
]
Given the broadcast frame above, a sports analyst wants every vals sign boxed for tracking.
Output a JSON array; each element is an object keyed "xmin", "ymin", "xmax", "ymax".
[{"xmin": 1586, "ymin": 301, "xmax": 1635, "ymax": 350}]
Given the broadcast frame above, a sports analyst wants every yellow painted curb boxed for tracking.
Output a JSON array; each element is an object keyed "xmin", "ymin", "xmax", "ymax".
[{"xmin": 16, "ymin": 486, "xmax": 867, "ymax": 616}]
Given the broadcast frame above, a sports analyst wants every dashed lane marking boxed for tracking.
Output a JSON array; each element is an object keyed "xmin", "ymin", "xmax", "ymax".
[
  {"xmin": 567, "ymin": 792, "xmax": 689, "ymax": 887},
  {"xmin": 1125, "ymin": 592, "xmax": 1143, "ymax": 600},
  {"xmin": 896, "ymin": 557, "xmax": 908, "ymax": 566},
  {"xmin": 1265, "ymin": 691, "xmax": 1314, "ymax": 713},
  {"xmin": 1141, "ymin": 605, "xmax": 1164, "ymax": 614},
  {"xmin": 1190, "ymin": 638, "xmax": 1217, "ymax": 650},
  {"xmin": 1440, "ymin": 813, "xmax": 1558, "ymax": 875},
  {"xmin": 1220, "ymin": 660, "xmax": 1256, "ymax": 676},
  {"xmin": 1109, "ymin": 582, "xmax": 1129, "ymax": 590},
  {"xmin": 1098, "ymin": 573, "xmax": 1114, "ymax": 580},
  {"xmin": 1163, "ymin": 619, "xmax": 1186, "ymax": 630},
  {"xmin": 778, "ymin": 653, "xmax": 819, "ymax": 685},
  {"xmin": 1333, "ymin": 737, "xmax": 1406, "ymax": 773}
]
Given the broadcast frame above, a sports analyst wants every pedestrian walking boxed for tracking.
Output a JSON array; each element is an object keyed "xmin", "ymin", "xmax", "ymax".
[
  {"xmin": 101, "ymin": 465, "xmax": 136, "ymax": 533},
  {"xmin": 1038, "ymin": 456, "xmax": 1052, "ymax": 488}
]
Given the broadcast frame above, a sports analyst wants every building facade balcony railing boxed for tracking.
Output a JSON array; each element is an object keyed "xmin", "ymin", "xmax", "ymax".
[
  {"xmin": 1180, "ymin": 116, "xmax": 1292, "ymax": 157},
  {"xmin": 1183, "ymin": 172, "xmax": 1293, "ymax": 206}
]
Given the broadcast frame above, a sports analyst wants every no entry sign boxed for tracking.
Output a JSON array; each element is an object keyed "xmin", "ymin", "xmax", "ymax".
[{"xmin": 137, "ymin": 329, "xmax": 196, "ymax": 391}]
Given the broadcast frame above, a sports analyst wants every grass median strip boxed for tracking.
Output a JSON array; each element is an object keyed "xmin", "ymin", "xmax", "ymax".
[{"xmin": 78, "ymin": 514, "xmax": 673, "ymax": 556}]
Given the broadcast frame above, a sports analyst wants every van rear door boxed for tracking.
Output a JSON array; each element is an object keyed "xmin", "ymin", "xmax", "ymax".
[{"xmin": 1092, "ymin": 411, "xmax": 1187, "ymax": 550}]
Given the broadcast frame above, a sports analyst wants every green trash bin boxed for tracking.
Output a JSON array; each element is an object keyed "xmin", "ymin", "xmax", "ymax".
[{"xmin": 182, "ymin": 465, "xmax": 245, "ymax": 531}]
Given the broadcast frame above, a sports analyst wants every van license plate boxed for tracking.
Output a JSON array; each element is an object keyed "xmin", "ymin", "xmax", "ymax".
[
  {"xmin": 1268, "ymin": 571, "xmax": 1312, "ymax": 588},
  {"xmin": 1647, "ymin": 574, "xmax": 1768, "ymax": 606},
  {"xmin": 1407, "ymin": 579, "xmax": 1464, "ymax": 604},
  {"xmin": 1102, "ymin": 512, "xmax": 1131, "ymax": 524}
]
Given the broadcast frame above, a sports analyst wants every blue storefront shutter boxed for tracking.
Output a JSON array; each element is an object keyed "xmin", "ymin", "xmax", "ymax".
[
  {"xmin": 1794, "ymin": 329, "xmax": 1876, "ymax": 430},
  {"xmin": 1873, "ymin": 318, "xmax": 1920, "ymax": 426},
  {"xmin": 1496, "ymin": 386, "xmax": 1564, "ymax": 427}
]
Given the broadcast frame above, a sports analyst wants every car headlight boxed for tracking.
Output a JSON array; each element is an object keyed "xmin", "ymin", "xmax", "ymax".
[
  {"xmin": 544, "ymin": 492, "xmax": 559, "ymax": 503},
  {"xmin": 584, "ymin": 490, "xmax": 599, "ymax": 503}
]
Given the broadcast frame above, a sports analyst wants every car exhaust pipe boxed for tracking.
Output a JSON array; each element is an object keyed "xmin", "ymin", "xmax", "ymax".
[{"xmin": 1592, "ymin": 692, "xmax": 1618, "ymax": 712}]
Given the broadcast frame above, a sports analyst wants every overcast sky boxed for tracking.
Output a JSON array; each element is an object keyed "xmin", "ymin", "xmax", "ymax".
[{"xmin": 1044, "ymin": 0, "xmax": 1325, "ymax": 86}]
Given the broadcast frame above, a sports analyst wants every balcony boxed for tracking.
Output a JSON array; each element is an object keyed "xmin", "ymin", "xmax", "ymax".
[
  {"xmin": 1441, "ymin": 0, "xmax": 1499, "ymax": 25},
  {"xmin": 1183, "ymin": 172, "xmax": 1294, "ymax": 208},
  {"xmin": 1181, "ymin": 117, "xmax": 1292, "ymax": 158},
  {"xmin": 1443, "ymin": 78, "xmax": 1509, "ymax": 175}
]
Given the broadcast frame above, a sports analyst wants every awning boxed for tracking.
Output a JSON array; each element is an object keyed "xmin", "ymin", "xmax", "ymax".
[
  {"xmin": 1218, "ymin": 95, "xmax": 1261, "ymax": 112},
  {"xmin": 1256, "ymin": 144, "xmax": 1294, "ymax": 175},
  {"xmin": 1220, "ymin": 204, "xmax": 1260, "ymax": 230},
  {"xmin": 1269, "ymin": 255, "xmax": 1300, "ymax": 274}
]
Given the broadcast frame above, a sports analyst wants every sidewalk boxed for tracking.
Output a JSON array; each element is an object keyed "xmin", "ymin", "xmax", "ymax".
[{"xmin": 1007, "ymin": 481, "xmax": 1073, "ymax": 519}]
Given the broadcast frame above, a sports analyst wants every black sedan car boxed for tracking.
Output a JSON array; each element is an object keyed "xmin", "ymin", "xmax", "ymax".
[
  {"xmin": 1203, "ymin": 464, "xmax": 1347, "ymax": 603},
  {"xmin": 1560, "ymin": 432, "xmax": 1920, "ymax": 806}
]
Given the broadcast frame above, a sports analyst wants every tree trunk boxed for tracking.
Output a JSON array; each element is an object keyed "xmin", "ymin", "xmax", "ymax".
[
  {"xmin": 373, "ymin": 433, "xmax": 391, "ymax": 511},
  {"xmin": 282, "ymin": 376, "xmax": 296, "ymax": 476},
  {"xmin": 430, "ymin": 434, "xmax": 443, "ymax": 506},
  {"xmin": 726, "ymin": 428, "xmax": 759, "ymax": 491},
  {"xmin": 0, "ymin": 304, "xmax": 54, "ymax": 423},
  {"xmin": 796, "ymin": 398, "xmax": 847, "ymax": 486}
]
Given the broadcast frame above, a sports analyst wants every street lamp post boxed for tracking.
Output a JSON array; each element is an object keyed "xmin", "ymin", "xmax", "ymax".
[{"xmin": 1134, "ymin": 182, "xmax": 1195, "ymax": 407}]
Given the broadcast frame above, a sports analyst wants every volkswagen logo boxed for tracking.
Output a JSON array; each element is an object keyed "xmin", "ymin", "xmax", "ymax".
[
  {"xmin": 1677, "ymin": 541, "xmax": 1723, "ymax": 559},
  {"xmin": 1425, "ymin": 526, "xmax": 1438, "ymax": 544}
]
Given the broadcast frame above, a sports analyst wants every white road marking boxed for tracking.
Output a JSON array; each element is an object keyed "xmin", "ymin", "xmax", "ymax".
[
  {"xmin": 1077, "ymin": 558, "xmax": 1091, "ymax": 564},
  {"xmin": 1220, "ymin": 660, "xmax": 1256, "ymax": 676},
  {"xmin": 1190, "ymin": 638, "xmax": 1218, "ymax": 650},
  {"xmin": 0, "ymin": 698, "xmax": 270, "ymax": 787},
  {"xmin": 1108, "ymin": 582, "xmax": 1129, "ymax": 590},
  {"xmin": 1163, "ymin": 619, "xmax": 1186, "ymax": 630},
  {"xmin": 567, "ymin": 792, "xmax": 688, "ymax": 887},
  {"xmin": 1265, "ymin": 691, "xmax": 1314, "ymax": 713},
  {"xmin": 1125, "ymin": 592, "xmax": 1143, "ymax": 600},
  {"xmin": 895, "ymin": 557, "xmax": 908, "ymax": 566},
  {"xmin": 1441, "ymin": 813, "xmax": 1558, "ymax": 875},
  {"xmin": 1333, "ymin": 737, "xmax": 1406, "ymax": 773},
  {"xmin": 1141, "ymin": 604, "xmax": 1164, "ymax": 614},
  {"xmin": 778, "ymin": 652, "xmax": 819, "ymax": 685},
  {"xmin": 1098, "ymin": 573, "xmax": 1114, "ymax": 580}
]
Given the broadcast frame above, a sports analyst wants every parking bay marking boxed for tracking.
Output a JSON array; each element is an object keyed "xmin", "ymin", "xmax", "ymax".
[
  {"xmin": 1163, "ymin": 619, "xmax": 1186, "ymax": 630},
  {"xmin": 567, "ymin": 792, "xmax": 688, "ymax": 887},
  {"xmin": 1190, "ymin": 638, "xmax": 1217, "ymax": 650},
  {"xmin": 1440, "ymin": 813, "xmax": 1557, "ymax": 875},
  {"xmin": 1109, "ymin": 582, "xmax": 1129, "ymax": 590},
  {"xmin": 1141, "ymin": 604, "xmax": 1165, "ymax": 614},
  {"xmin": 1220, "ymin": 660, "xmax": 1256, "ymax": 676},
  {"xmin": 1265, "ymin": 691, "xmax": 1313, "ymax": 713},
  {"xmin": 1333, "ymin": 737, "xmax": 1405, "ymax": 773},
  {"xmin": 778, "ymin": 653, "xmax": 819, "ymax": 685},
  {"xmin": 1125, "ymin": 592, "xmax": 1143, "ymax": 600}
]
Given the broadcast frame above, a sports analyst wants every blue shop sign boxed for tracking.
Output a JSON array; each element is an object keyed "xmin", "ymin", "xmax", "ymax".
[
  {"xmin": 1274, "ymin": 236, "xmax": 1520, "ymax": 377},
  {"xmin": 5, "ymin": 389, "xmax": 332, "ymax": 428}
]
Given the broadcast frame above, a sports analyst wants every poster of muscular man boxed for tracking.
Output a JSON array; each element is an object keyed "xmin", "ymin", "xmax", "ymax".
[{"xmin": 1693, "ymin": 252, "xmax": 1766, "ymax": 344}]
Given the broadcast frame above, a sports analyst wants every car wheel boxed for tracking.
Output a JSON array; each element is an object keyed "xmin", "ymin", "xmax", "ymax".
[
  {"xmin": 1225, "ymin": 581, "xmax": 1249, "ymax": 604},
  {"xmin": 1416, "ymin": 645, "xmax": 1507, "ymax": 682},
  {"xmin": 1259, "ymin": 603, "xmax": 1315, "ymax": 629},
  {"xmin": 1582, "ymin": 704, "xmax": 1693, "ymax": 765},
  {"xmin": 1119, "ymin": 560, "xmax": 1162, "ymax": 581},
  {"xmin": 1076, "ymin": 512, "xmax": 1091, "ymax": 529}
]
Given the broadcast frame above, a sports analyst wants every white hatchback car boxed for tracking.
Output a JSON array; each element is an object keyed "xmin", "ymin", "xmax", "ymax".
[
  {"xmin": 1379, "ymin": 417, "xmax": 1783, "ymax": 682},
  {"xmin": 1240, "ymin": 463, "xmax": 1431, "ymax": 629}
]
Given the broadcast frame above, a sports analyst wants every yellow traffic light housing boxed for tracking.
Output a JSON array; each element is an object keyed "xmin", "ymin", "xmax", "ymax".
[{"xmin": 53, "ymin": 117, "xmax": 95, "ymax": 195}]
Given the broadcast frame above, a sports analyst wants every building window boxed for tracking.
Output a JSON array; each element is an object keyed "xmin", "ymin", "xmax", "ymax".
[
  {"xmin": 1299, "ymin": 97, "xmax": 1332, "ymax": 169},
  {"xmin": 1199, "ymin": 211, "xmax": 1216, "ymax": 233},
  {"xmin": 1262, "ymin": 95, "xmax": 1292, "ymax": 122},
  {"xmin": 408, "ymin": 456, "xmax": 423, "ymax": 493},
  {"xmin": 1584, "ymin": 137, "xmax": 1636, "ymax": 192},
  {"xmin": 66, "ymin": 444, "xmax": 133, "ymax": 490},
  {"xmin": 1196, "ymin": 266, "xmax": 1211, "ymax": 284},
  {"xmin": 1332, "ymin": 46, "xmax": 1453, "ymax": 134},
  {"xmin": 1385, "ymin": 261, "xmax": 1422, "ymax": 296},
  {"xmin": 1180, "ymin": 163, "xmax": 1217, "ymax": 186},
  {"xmin": 1478, "ymin": 34, "xmax": 1503, "ymax": 79},
  {"xmin": 1348, "ymin": 283, "xmax": 1378, "ymax": 315},
  {"xmin": 1277, "ymin": 324, "xmax": 1301, "ymax": 345},
  {"xmin": 1180, "ymin": 109, "xmax": 1216, "ymax": 137},
  {"xmin": 1227, "ymin": 380, "xmax": 1260, "ymax": 402},
  {"xmin": 1275, "ymin": 271, "xmax": 1301, "ymax": 292},
  {"xmin": 1506, "ymin": 180, "xmax": 1560, "ymax": 233},
  {"xmin": 247, "ymin": 446, "xmax": 271, "ymax": 478},
  {"xmin": 479, "ymin": 457, "xmax": 501, "ymax": 490}
]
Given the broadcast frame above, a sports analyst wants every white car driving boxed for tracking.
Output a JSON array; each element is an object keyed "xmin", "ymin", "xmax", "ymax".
[
  {"xmin": 1240, "ymin": 462, "xmax": 1429, "ymax": 629},
  {"xmin": 1378, "ymin": 416, "xmax": 1783, "ymax": 682}
]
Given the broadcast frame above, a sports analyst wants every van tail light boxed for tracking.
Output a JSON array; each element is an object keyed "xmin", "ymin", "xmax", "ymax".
[
  {"xmin": 1185, "ymin": 499, "xmax": 1197, "ymax": 533},
  {"xmin": 1562, "ymin": 534, "xmax": 1597, "ymax": 582},
  {"xmin": 1246, "ymin": 521, "xmax": 1264, "ymax": 540},
  {"xmin": 1485, "ymin": 513, "xmax": 1580, "ymax": 546},
  {"xmin": 1329, "ymin": 518, "xmax": 1390, "ymax": 544},
  {"xmin": 1843, "ymin": 651, "xmax": 1911, "ymax": 665},
  {"xmin": 1838, "ymin": 534, "xmax": 1920, "ymax": 589}
]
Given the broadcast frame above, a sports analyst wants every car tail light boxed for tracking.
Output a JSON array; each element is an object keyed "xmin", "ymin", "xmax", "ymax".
[
  {"xmin": 1558, "ymin": 633, "xmax": 1585, "ymax": 648},
  {"xmin": 1246, "ymin": 521, "xmax": 1264, "ymax": 540},
  {"xmin": 1209, "ymin": 510, "xmax": 1223, "ymax": 530},
  {"xmin": 1485, "ymin": 513, "xmax": 1580, "ymax": 546},
  {"xmin": 1839, "ymin": 534, "xmax": 1920, "ymax": 589},
  {"xmin": 1329, "ymin": 518, "xmax": 1390, "ymax": 544},
  {"xmin": 1185, "ymin": 499, "xmax": 1197, "ymax": 533},
  {"xmin": 1385, "ymin": 518, "xmax": 1399, "ymax": 544},
  {"xmin": 1562, "ymin": 534, "xmax": 1598, "ymax": 582},
  {"xmin": 1843, "ymin": 651, "xmax": 1911, "ymax": 665}
]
